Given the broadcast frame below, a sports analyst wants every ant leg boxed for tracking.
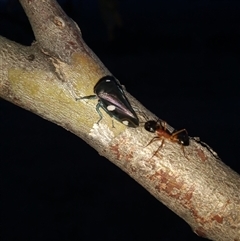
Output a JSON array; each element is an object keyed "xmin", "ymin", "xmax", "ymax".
[
  {"xmin": 151, "ymin": 139, "xmax": 165, "ymax": 158},
  {"xmin": 171, "ymin": 129, "xmax": 188, "ymax": 137},
  {"xmin": 181, "ymin": 145, "xmax": 190, "ymax": 161},
  {"xmin": 146, "ymin": 136, "xmax": 160, "ymax": 147},
  {"xmin": 145, "ymin": 136, "xmax": 165, "ymax": 159}
]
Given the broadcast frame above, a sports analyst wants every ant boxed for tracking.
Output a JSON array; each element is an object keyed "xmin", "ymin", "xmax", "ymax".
[{"xmin": 144, "ymin": 119, "xmax": 189, "ymax": 159}]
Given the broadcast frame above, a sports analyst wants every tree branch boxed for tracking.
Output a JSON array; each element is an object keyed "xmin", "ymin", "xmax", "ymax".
[{"xmin": 0, "ymin": 1, "xmax": 239, "ymax": 240}]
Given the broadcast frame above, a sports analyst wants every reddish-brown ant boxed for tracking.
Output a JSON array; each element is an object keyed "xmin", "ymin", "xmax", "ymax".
[{"xmin": 144, "ymin": 119, "xmax": 189, "ymax": 158}]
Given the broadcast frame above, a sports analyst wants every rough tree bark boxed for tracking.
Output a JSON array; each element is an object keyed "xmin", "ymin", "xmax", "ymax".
[{"xmin": 0, "ymin": 1, "xmax": 239, "ymax": 240}]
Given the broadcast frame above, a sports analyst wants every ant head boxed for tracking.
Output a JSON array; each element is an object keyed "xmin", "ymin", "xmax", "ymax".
[{"xmin": 144, "ymin": 120, "xmax": 158, "ymax": 133}]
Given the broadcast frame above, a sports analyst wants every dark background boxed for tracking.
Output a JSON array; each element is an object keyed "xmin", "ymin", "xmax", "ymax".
[{"xmin": 1, "ymin": 0, "xmax": 240, "ymax": 240}]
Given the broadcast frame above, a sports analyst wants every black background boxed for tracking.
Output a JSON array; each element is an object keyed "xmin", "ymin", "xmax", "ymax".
[{"xmin": 1, "ymin": 0, "xmax": 240, "ymax": 240}]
